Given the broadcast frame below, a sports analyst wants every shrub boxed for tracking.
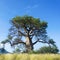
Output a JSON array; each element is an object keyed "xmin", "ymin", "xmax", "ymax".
[{"xmin": 38, "ymin": 46, "xmax": 59, "ymax": 54}]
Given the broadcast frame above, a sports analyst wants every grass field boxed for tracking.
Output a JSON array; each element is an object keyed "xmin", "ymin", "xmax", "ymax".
[{"xmin": 0, "ymin": 54, "xmax": 60, "ymax": 60}]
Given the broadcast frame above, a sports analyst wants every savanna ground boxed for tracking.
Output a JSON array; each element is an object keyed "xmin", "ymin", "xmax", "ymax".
[{"xmin": 0, "ymin": 54, "xmax": 60, "ymax": 60}]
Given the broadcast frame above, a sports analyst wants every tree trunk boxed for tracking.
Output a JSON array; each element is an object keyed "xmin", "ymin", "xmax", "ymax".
[{"xmin": 25, "ymin": 37, "xmax": 33, "ymax": 52}]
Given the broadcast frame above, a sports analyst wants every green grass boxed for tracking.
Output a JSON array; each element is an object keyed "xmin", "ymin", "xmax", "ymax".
[{"xmin": 0, "ymin": 54, "xmax": 60, "ymax": 60}]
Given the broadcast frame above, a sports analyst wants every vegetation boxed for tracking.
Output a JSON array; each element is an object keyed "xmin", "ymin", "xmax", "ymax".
[
  {"xmin": 0, "ymin": 54, "xmax": 60, "ymax": 60},
  {"xmin": 1, "ymin": 15, "xmax": 48, "ymax": 52},
  {"xmin": 1, "ymin": 15, "xmax": 59, "ymax": 53},
  {"xmin": 37, "ymin": 45, "xmax": 59, "ymax": 54},
  {"xmin": 36, "ymin": 40, "xmax": 59, "ymax": 54}
]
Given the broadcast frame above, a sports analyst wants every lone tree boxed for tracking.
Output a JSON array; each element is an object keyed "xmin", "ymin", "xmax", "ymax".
[{"xmin": 2, "ymin": 15, "xmax": 49, "ymax": 52}]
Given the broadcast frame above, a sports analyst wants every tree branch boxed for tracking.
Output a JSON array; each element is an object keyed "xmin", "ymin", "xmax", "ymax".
[
  {"xmin": 38, "ymin": 40, "xmax": 49, "ymax": 44},
  {"xmin": 33, "ymin": 40, "xmax": 38, "ymax": 45},
  {"xmin": 33, "ymin": 39, "xmax": 49, "ymax": 45},
  {"xmin": 18, "ymin": 30, "xmax": 27, "ymax": 37},
  {"xmin": 29, "ymin": 27, "xmax": 35, "ymax": 35},
  {"xmin": 12, "ymin": 20, "xmax": 27, "ymax": 37},
  {"xmin": 1, "ymin": 39, "xmax": 13, "ymax": 46},
  {"xmin": 11, "ymin": 40, "xmax": 26, "ymax": 46}
]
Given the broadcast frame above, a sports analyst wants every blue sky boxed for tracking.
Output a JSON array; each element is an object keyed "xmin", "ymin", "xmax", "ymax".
[{"xmin": 0, "ymin": 0, "xmax": 60, "ymax": 52}]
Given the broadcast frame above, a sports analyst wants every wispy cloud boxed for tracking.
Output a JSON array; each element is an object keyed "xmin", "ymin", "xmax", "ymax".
[
  {"xmin": 24, "ymin": 4, "xmax": 39, "ymax": 10},
  {"xmin": 24, "ymin": 4, "xmax": 39, "ymax": 13}
]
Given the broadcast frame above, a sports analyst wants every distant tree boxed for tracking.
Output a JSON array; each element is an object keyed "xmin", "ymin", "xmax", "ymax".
[
  {"xmin": 1, "ymin": 15, "xmax": 49, "ymax": 52},
  {"xmin": 38, "ymin": 44, "xmax": 59, "ymax": 54},
  {"xmin": 0, "ymin": 41, "xmax": 6, "ymax": 48},
  {"xmin": 13, "ymin": 48, "xmax": 21, "ymax": 53},
  {"xmin": 13, "ymin": 43, "xmax": 26, "ymax": 53}
]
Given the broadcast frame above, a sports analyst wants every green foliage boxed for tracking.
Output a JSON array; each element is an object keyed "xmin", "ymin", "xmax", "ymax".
[
  {"xmin": 3, "ymin": 15, "xmax": 48, "ymax": 52},
  {"xmin": 12, "ymin": 16, "xmax": 45, "ymax": 27},
  {"xmin": 38, "ymin": 46, "xmax": 59, "ymax": 54},
  {"xmin": 12, "ymin": 15, "xmax": 47, "ymax": 40},
  {"xmin": 13, "ymin": 48, "xmax": 21, "ymax": 53},
  {"xmin": 27, "ymin": 50, "xmax": 38, "ymax": 54},
  {"xmin": 1, "ymin": 15, "xmax": 59, "ymax": 54},
  {"xmin": 48, "ymin": 39, "xmax": 55, "ymax": 46},
  {"xmin": 12, "ymin": 15, "xmax": 48, "ymax": 35}
]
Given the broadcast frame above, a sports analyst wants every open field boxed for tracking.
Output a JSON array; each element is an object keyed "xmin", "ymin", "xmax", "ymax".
[{"xmin": 0, "ymin": 54, "xmax": 60, "ymax": 60}]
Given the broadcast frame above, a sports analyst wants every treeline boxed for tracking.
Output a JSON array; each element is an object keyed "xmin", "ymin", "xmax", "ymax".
[{"xmin": 28, "ymin": 46, "xmax": 59, "ymax": 54}]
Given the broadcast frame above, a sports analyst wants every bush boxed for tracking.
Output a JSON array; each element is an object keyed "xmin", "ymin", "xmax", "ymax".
[{"xmin": 38, "ymin": 46, "xmax": 59, "ymax": 54}]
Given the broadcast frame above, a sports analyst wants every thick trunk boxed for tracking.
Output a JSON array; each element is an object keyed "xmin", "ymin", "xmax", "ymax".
[{"xmin": 25, "ymin": 37, "xmax": 33, "ymax": 52}]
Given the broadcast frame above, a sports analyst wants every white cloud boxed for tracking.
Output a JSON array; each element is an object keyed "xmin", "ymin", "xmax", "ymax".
[
  {"xmin": 24, "ymin": 4, "xmax": 39, "ymax": 13},
  {"xmin": 24, "ymin": 4, "xmax": 39, "ymax": 10}
]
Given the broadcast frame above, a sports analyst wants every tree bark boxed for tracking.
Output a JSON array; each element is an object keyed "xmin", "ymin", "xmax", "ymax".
[{"xmin": 25, "ymin": 37, "xmax": 33, "ymax": 52}]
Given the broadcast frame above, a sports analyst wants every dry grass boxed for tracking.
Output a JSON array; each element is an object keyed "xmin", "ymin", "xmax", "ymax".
[{"xmin": 0, "ymin": 54, "xmax": 60, "ymax": 60}]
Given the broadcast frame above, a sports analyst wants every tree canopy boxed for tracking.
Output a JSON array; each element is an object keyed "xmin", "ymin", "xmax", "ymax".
[{"xmin": 1, "ymin": 15, "xmax": 57, "ymax": 52}]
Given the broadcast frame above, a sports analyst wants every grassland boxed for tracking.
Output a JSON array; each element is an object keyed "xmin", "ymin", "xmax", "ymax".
[{"xmin": 0, "ymin": 54, "xmax": 60, "ymax": 60}]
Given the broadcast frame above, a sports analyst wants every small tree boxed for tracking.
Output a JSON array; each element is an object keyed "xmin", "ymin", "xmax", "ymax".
[
  {"xmin": 38, "ymin": 44, "xmax": 59, "ymax": 54},
  {"xmin": 13, "ymin": 48, "xmax": 21, "ymax": 53},
  {"xmin": 2, "ymin": 15, "xmax": 49, "ymax": 52}
]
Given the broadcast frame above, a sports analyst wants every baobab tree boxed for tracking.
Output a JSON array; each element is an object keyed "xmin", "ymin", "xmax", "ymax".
[{"xmin": 2, "ymin": 15, "xmax": 49, "ymax": 52}]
